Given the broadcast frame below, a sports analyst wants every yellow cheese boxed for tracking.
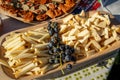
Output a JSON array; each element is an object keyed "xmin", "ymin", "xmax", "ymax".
[
  {"xmin": 63, "ymin": 14, "xmax": 74, "ymax": 23},
  {"xmin": 97, "ymin": 21, "xmax": 107, "ymax": 28},
  {"xmin": 78, "ymin": 29, "xmax": 89, "ymax": 37},
  {"xmin": 104, "ymin": 37, "xmax": 115, "ymax": 46},
  {"xmin": 91, "ymin": 28, "xmax": 101, "ymax": 42}
]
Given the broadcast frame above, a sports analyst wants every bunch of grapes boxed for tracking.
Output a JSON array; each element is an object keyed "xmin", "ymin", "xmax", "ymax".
[{"xmin": 47, "ymin": 22, "xmax": 76, "ymax": 70}]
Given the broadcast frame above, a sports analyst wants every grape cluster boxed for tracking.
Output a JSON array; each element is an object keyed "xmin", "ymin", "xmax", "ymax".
[{"xmin": 47, "ymin": 22, "xmax": 76, "ymax": 70}]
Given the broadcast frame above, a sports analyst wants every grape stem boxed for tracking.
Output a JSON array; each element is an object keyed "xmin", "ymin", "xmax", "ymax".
[{"xmin": 60, "ymin": 53, "xmax": 65, "ymax": 74}]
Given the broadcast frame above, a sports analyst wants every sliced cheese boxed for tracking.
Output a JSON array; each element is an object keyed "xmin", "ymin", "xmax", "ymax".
[
  {"xmin": 86, "ymin": 50, "xmax": 96, "ymax": 57},
  {"xmin": 91, "ymin": 28, "xmax": 101, "ymax": 42},
  {"xmin": 69, "ymin": 28, "xmax": 79, "ymax": 36},
  {"xmin": 85, "ymin": 20, "xmax": 91, "ymax": 26},
  {"xmin": 112, "ymin": 30, "xmax": 120, "ymax": 40},
  {"xmin": 85, "ymin": 41, "xmax": 92, "ymax": 51},
  {"xmin": 0, "ymin": 59, "xmax": 10, "ymax": 68},
  {"xmin": 78, "ymin": 29, "xmax": 89, "ymax": 37},
  {"xmin": 67, "ymin": 40, "xmax": 74, "ymax": 46},
  {"xmin": 85, "ymin": 40, "xmax": 101, "ymax": 51},
  {"xmin": 89, "ymin": 17, "xmax": 95, "ymax": 22},
  {"xmin": 104, "ymin": 27, "xmax": 109, "ymax": 39},
  {"xmin": 79, "ymin": 10, "xmax": 85, "ymax": 17},
  {"xmin": 63, "ymin": 14, "xmax": 74, "ymax": 23},
  {"xmin": 94, "ymin": 18, "xmax": 99, "ymax": 25},
  {"xmin": 91, "ymin": 25, "xmax": 100, "ymax": 30},
  {"xmin": 104, "ymin": 37, "xmax": 115, "ymax": 46},
  {"xmin": 74, "ymin": 24, "xmax": 82, "ymax": 29},
  {"xmin": 79, "ymin": 34, "xmax": 90, "ymax": 43},
  {"xmin": 91, "ymin": 40, "xmax": 101, "ymax": 50},
  {"xmin": 66, "ymin": 36, "xmax": 76, "ymax": 41},
  {"xmin": 15, "ymin": 63, "xmax": 36, "ymax": 78},
  {"xmin": 97, "ymin": 21, "xmax": 107, "ymax": 28},
  {"xmin": 104, "ymin": 14, "xmax": 110, "ymax": 25}
]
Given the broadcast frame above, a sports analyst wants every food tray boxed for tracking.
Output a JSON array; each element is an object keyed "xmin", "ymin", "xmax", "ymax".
[
  {"xmin": 0, "ymin": 11, "xmax": 120, "ymax": 80},
  {"xmin": 0, "ymin": 0, "xmax": 81, "ymax": 24}
]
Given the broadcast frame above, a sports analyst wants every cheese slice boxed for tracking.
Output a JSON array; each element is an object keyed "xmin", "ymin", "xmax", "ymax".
[
  {"xmin": 85, "ymin": 40, "xmax": 101, "ymax": 51},
  {"xmin": 79, "ymin": 34, "xmax": 90, "ymax": 43},
  {"xmin": 91, "ymin": 40, "xmax": 101, "ymax": 50},
  {"xmin": 112, "ymin": 30, "xmax": 120, "ymax": 40},
  {"xmin": 66, "ymin": 36, "xmax": 76, "ymax": 41},
  {"xmin": 69, "ymin": 28, "xmax": 79, "ymax": 36},
  {"xmin": 63, "ymin": 14, "xmax": 74, "ymax": 23},
  {"xmin": 91, "ymin": 28, "xmax": 101, "ymax": 42},
  {"xmin": 60, "ymin": 24, "xmax": 68, "ymax": 33},
  {"xmin": 79, "ymin": 10, "xmax": 85, "ymax": 17},
  {"xmin": 78, "ymin": 29, "xmax": 89, "ymax": 37},
  {"xmin": 97, "ymin": 21, "xmax": 107, "ymax": 28},
  {"xmin": 94, "ymin": 18, "xmax": 99, "ymax": 25},
  {"xmin": 104, "ymin": 14, "xmax": 111, "ymax": 25},
  {"xmin": 85, "ymin": 20, "xmax": 91, "ymax": 26},
  {"xmin": 86, "ymin": 50, "xmax": 96, "ymax": 57},
  {"xmin": 0, "ymin": 59, "xmax": 10, "ymax": 68},
  {"xmin": 67, "ymin": 40, "xmax": 74, "ymax": 46},
  {"xmin": 104, "ymin": 37, "xmax": 115, "ymax": 46},
  {"xmin": 104, "ymin": 27, "xmax": 109, "ymax": 39}
]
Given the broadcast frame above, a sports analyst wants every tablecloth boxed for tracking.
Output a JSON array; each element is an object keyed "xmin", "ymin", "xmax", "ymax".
[{"xmin": 55, "ymin": 57, "xmax": 115, "ymax": 80}]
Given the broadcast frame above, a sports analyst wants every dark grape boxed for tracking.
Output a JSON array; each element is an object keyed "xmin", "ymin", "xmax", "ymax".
[
  {"xmin": 48, "ymin": 50, "xmax": 53, "ymax": 55},
  {"xmin": 70, "ymin": 48, "xmax": 75, "ymax": 53},
  {"xmin": 51, "ymin": 37, "xmax": 57, "ymax": 43},
  {"xmin": 60, "ymin": 44, "xmax": 65, "ymax": 51},
  {"xmin": 48, "ymin": 28, "xmax": 54, "ymax": 36},
  {"xmin": 61, "ymin": 53, "xmax": 65, "ymax": 57},
  {"xmin": 53, "ymin": 22, "xmax": 58, "ymax": 27},
  {"xmin": 47, "ymin": 24, "xmax": 51, "ymax": 30},
  {"xmin": 54, "ymin": 26, "xmax": 59, "ymax": 33},
  {"xmin": 66, "ymin": 64, "xmax": 72, "ymax": 70},
  {"xmin": 65, "ymin": 45, "xmax": 70, "ymax": 49},
  {"xmin": 53, "ymin": 48, "xmax": 58, "ymax": 53},
  {"xmin": 51, "ymin": 55, "xmax": 56, "ymax": 59},
  {"xmin": 56, "ymin": 54, "xmax": 60, "ymax": 58},
  {"xmin": 48, "ymin": 22, "xmax": 52, "ymax": 27},
  {"xmin": 53, "ymin": 33, "xmax": 59, "ymax": 38},
  {"xmin": 65, "ymin": 49, "xmax": 71, "ymax": 55},
  {"xmin": 49, "ymin": 58, "xmax": 54, "ymax": 64},
  {"xmin": 54, "ymin": 58, "xmax": 59, "ymax": 64},
  {"xmin": 49, "ymin": 41, "xmax": 55, "ymax": 47},
  {"xmin": 48, "ymin": 43, "xmax": 52, "ymax": 49},
  {"xmin": 65, "ymin": 55, "xmax": 71, "ymax": 62}
]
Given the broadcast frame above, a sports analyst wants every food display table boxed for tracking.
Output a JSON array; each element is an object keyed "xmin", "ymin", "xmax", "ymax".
[{"xmin": 0, "ymin": 0, "xmax": 120, "ymax": 80}]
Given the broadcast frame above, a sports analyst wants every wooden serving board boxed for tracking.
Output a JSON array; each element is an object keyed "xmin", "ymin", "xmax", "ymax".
[
  {"xmin": 0, "ymin": 11, "xmax": 120, "ymax": 80},
  {"xmin": 0, "ymin": 0, "xmax": 81, "ymax": 24},
  {"xmin": 0, "ymin": 17, "xmax": 2, "ymax": 32}
]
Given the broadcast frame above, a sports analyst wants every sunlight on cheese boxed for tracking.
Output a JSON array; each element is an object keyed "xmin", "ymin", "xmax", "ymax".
[{"xmin": 60, "ymin": 11, "xmax": 120, "ymax": 58}]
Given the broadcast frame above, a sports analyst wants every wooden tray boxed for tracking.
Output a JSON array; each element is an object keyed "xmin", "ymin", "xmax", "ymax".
[
  {"xmin": 0, "ymin": 17, "xmax": 2, "ymax": 32},
  {"xmin": 0, "ymin": 11, "xmax": 120, "ymax": 80},
  {"xmin": 0, "ymin": 0, "xmax": 81, "ymax": 24}
]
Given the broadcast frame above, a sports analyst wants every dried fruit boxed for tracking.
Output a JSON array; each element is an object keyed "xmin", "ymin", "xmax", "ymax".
[{"xmin": 22, "ymin": 4, "xmax": 29, "ymax": 10}]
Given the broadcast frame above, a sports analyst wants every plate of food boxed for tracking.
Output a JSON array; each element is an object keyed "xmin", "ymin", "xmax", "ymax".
[
  {"xmin": 0, "ymin": 10, "xmax": 120, "ymax": 80},
  {"xmin": 0, "ymin": 0, "xmax": 80, "ymax": 24}
]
